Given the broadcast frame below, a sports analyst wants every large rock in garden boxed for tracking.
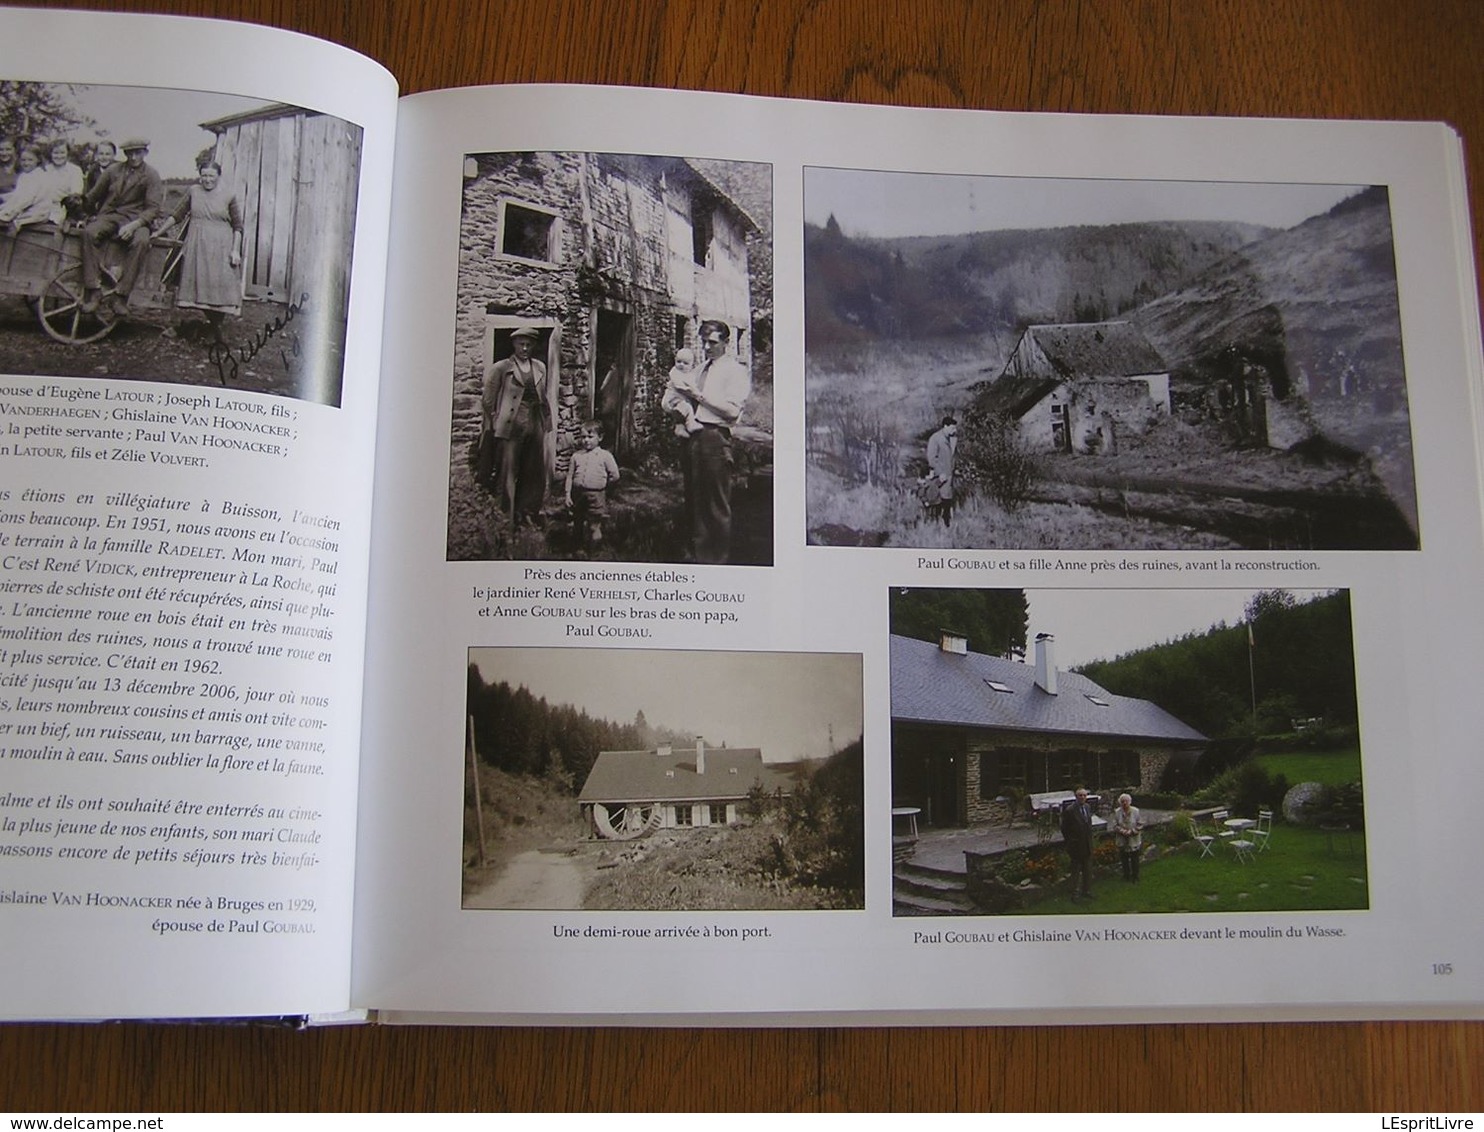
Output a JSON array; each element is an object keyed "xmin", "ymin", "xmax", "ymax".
[{"xmin": 1283, "ymin": 781, "xmax": 1327, "ymax": 826}]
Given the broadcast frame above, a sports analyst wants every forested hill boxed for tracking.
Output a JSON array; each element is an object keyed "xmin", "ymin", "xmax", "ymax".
[
  {"xmin": 1132, "ymin": 185, "xmax": 1403, "ymax": 390},
  {"xmin": 466, "ymin": 667, "xmax": 697, "ymax": 788},
  {"xmin": 1074, "ymin": 591, "xmax": 1357, "ymax": 739},
  {"xmin": 804, "ymin": 216, "xmax": 1270, "ymax": 347},
  {"xmin": 888, "ymin": 588, "xmax": 1029, "ymax": 660}
]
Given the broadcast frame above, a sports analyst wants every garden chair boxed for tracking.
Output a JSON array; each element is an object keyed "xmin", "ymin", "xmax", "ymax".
[
  {"xmin": 1252, "ymin": 809, "xmax": 1274, "ymax": 853},
  {"xmin": 1229, "ymin": 832, "xmax": 1257, "ymax": 863},
  {"xmin": 1213, "ymin": 809, "xmax": 1235, "ymax": 841},
  {"xmin": 1192, "ymin": 813, "xmax": 1216, "ymax": 859}
]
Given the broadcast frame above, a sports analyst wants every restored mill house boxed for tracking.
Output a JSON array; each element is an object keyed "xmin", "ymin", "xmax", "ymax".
[
  {"xmin": 578, "ymin": 739, "xmax": 792, "ymax": 840},
  {"xmin": 977, "ymin": 320, "xmax": 1170, "ymax": 454},
  {"xmin": 452, "ymin": 151, "xmax": 761, "ymax": 468},
  {"xmin": 200, "ymin": 104, "xmax": 363, "ymax": 406},
  {"xmin": 890, "ymin": 631, "xmax": 1206, "ymax": 829}
]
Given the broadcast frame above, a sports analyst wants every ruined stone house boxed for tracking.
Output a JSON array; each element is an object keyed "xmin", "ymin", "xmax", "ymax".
[
  {"xmin": 891, "ymin": 631, "xmax": 1206, "ymax": 829},
  {"xmin": 975, "ymin": 321, "xmax": 1170, "ymax": 454},
  {"xmin": 1202, "ymin": 344, "xmax": 1317, "ymax": 450},
  {"xmin": 451, "ymin": 151, "xmax": 761, "ymax": 471}
]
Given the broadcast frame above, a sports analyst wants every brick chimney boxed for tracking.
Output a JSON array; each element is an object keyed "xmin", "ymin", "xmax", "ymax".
[
  {"xmin": 1034, "ymin": 633, "xmax": 1058, "ymax": 695},
  {"xmin": 695, "ymin": 736, "xmax": 705, "ymax": 775}
]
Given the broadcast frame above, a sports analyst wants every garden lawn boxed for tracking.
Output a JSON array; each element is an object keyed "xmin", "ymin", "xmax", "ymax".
[
  {"xmin": 1253, "ymin": 748, "xmax": 1362, "ymax": 787},
  {"xmin": 1022, "ymin": 823, "xmax": 1367, "ymax": 915}
]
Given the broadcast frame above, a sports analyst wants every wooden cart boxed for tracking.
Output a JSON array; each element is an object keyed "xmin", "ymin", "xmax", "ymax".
[{"xmin": 0, "ymin": 222, "xmax": 183, "ymax": 344}]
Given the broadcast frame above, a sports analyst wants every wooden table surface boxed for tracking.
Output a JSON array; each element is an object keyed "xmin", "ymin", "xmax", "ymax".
[{"xmin": 5, "ymin": 0, "xmax": 1484, "ymax": 1112}]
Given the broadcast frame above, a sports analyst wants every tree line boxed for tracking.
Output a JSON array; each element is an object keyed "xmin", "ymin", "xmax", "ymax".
[
  {"xmin": 1076, "ymin": 589, "xmax": 1358, "ymax": 739},
  {"xmin": 889, "ymin": 587, "xmax": 1029, "ymax": 659},
  {"xmin": 466, "ymin": 665, "xmax": 696, "ymax": 791}
]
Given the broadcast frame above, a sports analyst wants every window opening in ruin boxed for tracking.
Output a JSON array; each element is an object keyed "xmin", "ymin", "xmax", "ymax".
[
  {"xmin": 692, "ymin": 204, "xmax": 714, "ymax": 266},
  {"xmin": 498, "ymin": 199, "xmax": 559, "ymax": 263}
]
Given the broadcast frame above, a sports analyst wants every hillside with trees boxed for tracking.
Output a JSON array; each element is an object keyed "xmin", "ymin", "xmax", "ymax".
[
  {"xmin": 1075, "ymin": 589, "xmax": 1357, "ymax": 739},
  {"xmin": 804, "ymin": 216, "xmax": 1269, "ymax": 348},
  {"xmin": 465, "ymin": 665, "xmax": 698, "ymax": 788},
  {"xmin": 889, "ymin": 587, "xmax": 1029, "ymax": 659}
]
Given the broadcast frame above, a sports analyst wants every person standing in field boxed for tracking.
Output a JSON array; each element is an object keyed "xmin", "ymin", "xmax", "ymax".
[{"xmin": 924, "ymin": 415, "xmax": 959, "ymax": 525}]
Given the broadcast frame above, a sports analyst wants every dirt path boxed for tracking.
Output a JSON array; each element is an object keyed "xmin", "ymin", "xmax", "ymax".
[{"xmin": 463, "ymin": 850, "xmax": 589, "ymax": 910}]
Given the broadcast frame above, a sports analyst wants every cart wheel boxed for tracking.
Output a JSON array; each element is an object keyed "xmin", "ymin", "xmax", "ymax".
[{"xmin": 38, "ymin": 264, "xmax": 117, "ymax": 344}]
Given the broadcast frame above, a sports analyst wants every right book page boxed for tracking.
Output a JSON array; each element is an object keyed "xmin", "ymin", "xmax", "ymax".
[{"xmin": 354, "ymin": 85, "xmax": 1484, "ymax": 1023}]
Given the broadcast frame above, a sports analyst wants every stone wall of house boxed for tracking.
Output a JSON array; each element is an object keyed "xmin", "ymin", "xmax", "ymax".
[
  {"xmin": 1139, "ymin": 748, "xmax": 1174, "ymax": 794},
  {"xmin": 965, "ymin": 737, "xmax": 997, "ymax": 825},
  {"xmin": 452, "ymin": 152, "xmax": 694, "ymax": 472},
  {"xmin": 1017, "ymin": 390, "xmax": 1060, "ymax": 452},
  {"xmin": 1067, "ymin": 378, "xmax": 1165, "ymax": 453}
]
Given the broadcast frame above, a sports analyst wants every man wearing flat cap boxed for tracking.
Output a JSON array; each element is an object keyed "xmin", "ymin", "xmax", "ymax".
[
  {"xmin": 481, "ymin": 326, "xmax": 553, "ymax": 523},
  {"xmin": 79, "ymin": 137, "xmax": 163, "ymax": 316}
]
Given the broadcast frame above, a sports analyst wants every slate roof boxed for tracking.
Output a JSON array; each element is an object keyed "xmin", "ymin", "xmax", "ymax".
[
  {"xmin": 975, "ymin": 373, "xmax": 1062, "ymax": 418},
  {"xmin": 679, "ymin": 159, "xmax": 763, "ymax": 235},
  {"xmin": 976, "ymin": 321, "xmax": 1167, "ymax": 418},
  {"xmin": 1024, "ymin": 321, "xmax": 1167, "ymax": 380},
  {"xmin": 890, "ymin": 634, "xmax": 1207, "ymax": 744},
  {"xmin": 577, "ymin": 747, "xmax": 792, "ymax": 804}
]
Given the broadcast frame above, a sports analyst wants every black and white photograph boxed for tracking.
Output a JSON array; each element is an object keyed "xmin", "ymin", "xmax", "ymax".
[
  {"xmin": 462, "ymin": 647, "xmax": 862, "ymax": 912},
  {"xmin": 805, "ymin": 168, "xmax": 1418, "ymax": 550},
  {"xmin": 447, "ymin": 152, "xmax": 773, "ymax": 565},
  {"xmin": 889, "ymin": 586, "xmax": 1367, "ymax": 917},
  {"xmin": 0, "ymin": 81, "xmax": 362, "ymax": 406}
]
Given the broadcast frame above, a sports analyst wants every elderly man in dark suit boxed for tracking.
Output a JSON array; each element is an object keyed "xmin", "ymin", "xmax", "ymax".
[
  {"xmin": 79, "ymin": 137, "xmax": 163, "ymax": 317},
  {"xmin": 1060, "ymin": 786, "xmax": 1096, "ymax": 902},
  {"xmin": 480, "ymin": 326, "xmax": 552, "ymax": 524}
]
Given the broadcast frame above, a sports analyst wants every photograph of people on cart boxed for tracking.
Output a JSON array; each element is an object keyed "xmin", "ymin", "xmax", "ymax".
[
  {"xmin": 0, "ymin": 80, "xmax": 362, "ymax": 407},
  {"xmin": 804, "ymin": 168, "xmax": 1418, "ymax": 551}
]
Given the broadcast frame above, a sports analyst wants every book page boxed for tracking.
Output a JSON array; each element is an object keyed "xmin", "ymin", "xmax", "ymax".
[
  {"xmin": 0, "ymin": 9, "xmax": 397, "ymax": 1020},
  {"xmin": 356, "ymin": 85, "xmax": 1484, "ymax": 1023}
]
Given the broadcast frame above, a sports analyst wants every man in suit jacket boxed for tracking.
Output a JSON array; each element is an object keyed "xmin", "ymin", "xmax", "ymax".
[
  {"xmin": 79, "ymin": 138, "xmax": 163, "ymax": 317},
  {"xmin": 924, "ymin": 415, "xmax": 958, "ymax": 524},
  {"xmin": 481, "ymin": 326, "xmax": 552, "ymax": 523},
  {"xmin": 1060, "ymin": 786, "xmax": 1096, "ymax": 901}
]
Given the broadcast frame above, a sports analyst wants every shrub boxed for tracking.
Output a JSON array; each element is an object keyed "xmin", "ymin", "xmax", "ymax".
[
  {"xmin": 996, "ymin": 849, "xmax": 1030, "ymax": 884},
  {"xmin": 1165, "ymin": 811, "xmax": 1196, "ymax": 844},
  {"xmin": 992, "ymin": 848, "xmax": 1061, "ymax": 886},
  {"xmin": 1314, "ymin": 781, "xmax": 1366, "ymax": 831},
  {"xmin": 960, "ymin": 409, "xmax": 1041, "ymax": 510},
  {"xmin": 1023, "ymin": 854, "xmax": 1060, "ymax": 885},
  {"xmin": 1193, "ymin": 758, "xmax": 1288, "ymax": 816},
  {"xmin": 1230, "ymin": 761, "xmax": 1289, "ymax": 817},
  {"xmin": 1292, "ymin": 723, "xmax": 1359, "ymax": 751}
]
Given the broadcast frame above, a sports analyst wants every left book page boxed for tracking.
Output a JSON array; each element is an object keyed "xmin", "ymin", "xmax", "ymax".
[{"xmin": 0, "ymin": 8, "xmax": 398, "ymax": 1020}]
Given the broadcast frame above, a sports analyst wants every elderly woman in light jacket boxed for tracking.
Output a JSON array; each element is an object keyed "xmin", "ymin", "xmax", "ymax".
[{"xmin": 1113, "ymin": 793, "xmax": 1143, "ymax": 883}]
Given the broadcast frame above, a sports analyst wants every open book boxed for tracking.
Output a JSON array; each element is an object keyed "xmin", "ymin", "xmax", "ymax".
[{"xmin": 3, "ymin": 7, "xmax": 1483, "ymax": 1025}]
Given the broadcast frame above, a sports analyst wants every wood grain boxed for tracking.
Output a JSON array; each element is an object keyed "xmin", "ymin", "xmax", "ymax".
[{"xmin": 4, "ymin": 0, "xmax": 1484, "ymax": 1112}]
